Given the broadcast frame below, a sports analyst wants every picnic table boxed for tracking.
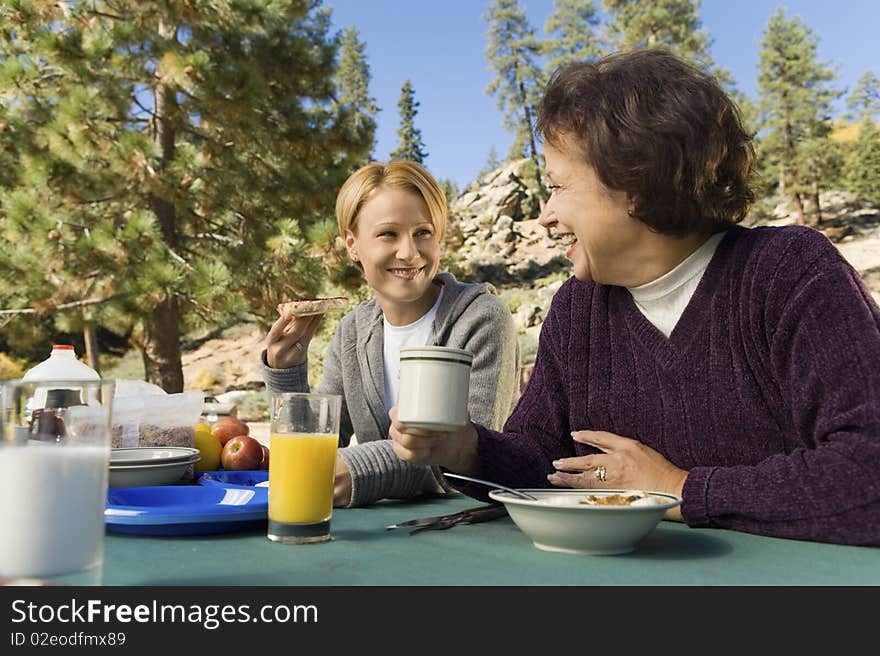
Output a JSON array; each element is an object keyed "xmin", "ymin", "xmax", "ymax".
[{"xmin": 101, "ymin": 493, "xmax": 879, "ymax": 586}]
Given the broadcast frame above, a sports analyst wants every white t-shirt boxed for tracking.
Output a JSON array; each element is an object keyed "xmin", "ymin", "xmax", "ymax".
[
  {"xmin": 626, "ymin": 232, "xmax": 725, "ymax": 338},
  {"xmin": 382, "ymin": 286, "xmax": 445, "ymax": 412}
]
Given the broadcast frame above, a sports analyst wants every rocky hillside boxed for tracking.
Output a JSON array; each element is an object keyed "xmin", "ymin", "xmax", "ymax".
[
  {"xmin": 451, "ymin": 159, "xmax": 565, "ymax": 284},
  {"xmin": 105, "ymin": 159, "xmax": 880, "ymax": 417}
]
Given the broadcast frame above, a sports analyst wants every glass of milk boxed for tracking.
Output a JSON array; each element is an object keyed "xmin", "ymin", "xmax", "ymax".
[{"xmin": 0, "ymin": 378, "xmax": 115, "ymax": 585}]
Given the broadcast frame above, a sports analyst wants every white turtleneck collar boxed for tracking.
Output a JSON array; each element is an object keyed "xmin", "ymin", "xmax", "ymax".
[{"xmin": 626, "ymin": 231, "xmax": 726, "ymax": 337}]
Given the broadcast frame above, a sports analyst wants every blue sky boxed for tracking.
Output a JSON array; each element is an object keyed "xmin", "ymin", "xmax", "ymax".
[{"xmin": 324, "ymin": 0, "xmax": 880, "ymax": 189}]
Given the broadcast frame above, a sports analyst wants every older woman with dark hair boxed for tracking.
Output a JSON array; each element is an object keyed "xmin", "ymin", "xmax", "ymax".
[{"xmin": 389, "ymin": 48, "xmax": 880, "ymax": 545}]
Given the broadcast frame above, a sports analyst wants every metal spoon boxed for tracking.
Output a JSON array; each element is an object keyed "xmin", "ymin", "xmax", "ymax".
[{"xmin": 441, "ymin": 472, "xmax": 538, "ymax": 500}]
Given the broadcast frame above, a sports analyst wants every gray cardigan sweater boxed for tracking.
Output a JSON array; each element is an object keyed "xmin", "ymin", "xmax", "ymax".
[{"xmin": 261, "ymin": 272, "xmax": 520, "ymax": 506}]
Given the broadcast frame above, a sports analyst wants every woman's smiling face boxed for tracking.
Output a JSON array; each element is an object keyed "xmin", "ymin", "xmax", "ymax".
[
  {"xmin": 345, "ymin": 186, "xmax": 441, "ymax": 318},
  {"xmin": 539, "ymin": 139, "xmax": 646, "ymax": 285}
]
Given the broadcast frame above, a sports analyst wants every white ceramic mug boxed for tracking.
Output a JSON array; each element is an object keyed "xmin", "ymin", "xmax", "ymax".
[{"xmin": 397, "ymin": 346, "xmax": 473, "ymax": 432}]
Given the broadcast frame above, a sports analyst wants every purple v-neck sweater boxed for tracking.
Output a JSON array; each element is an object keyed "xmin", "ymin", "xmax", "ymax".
[{"xmin": 470, "ymin": 225, "xmax": 880, "ymax": 545}]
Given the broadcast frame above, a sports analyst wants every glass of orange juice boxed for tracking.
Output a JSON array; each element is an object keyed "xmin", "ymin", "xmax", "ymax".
[{"xmin": 267, "ymin": 392, "xmax": 342, "ymax": 544}]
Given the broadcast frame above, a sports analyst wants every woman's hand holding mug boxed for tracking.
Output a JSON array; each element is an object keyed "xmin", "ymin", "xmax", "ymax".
[{"xmin": 389, "ymin": 406, "xmax": 480, "ymax": 475}]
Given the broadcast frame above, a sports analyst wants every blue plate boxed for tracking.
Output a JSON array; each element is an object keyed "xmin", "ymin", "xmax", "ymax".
[
  {"xmin": 105, "ymin": 485, "xmax": 268, "ymax": 536},
  {"xmin": 196, "ymin": 469, "xmax": 269, "ymax": 489}
]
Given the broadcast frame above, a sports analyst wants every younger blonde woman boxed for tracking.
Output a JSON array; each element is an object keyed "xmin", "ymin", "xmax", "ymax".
[{"xmin": 261, "ymin": 160, "xmax": 520, "ymax": 507}]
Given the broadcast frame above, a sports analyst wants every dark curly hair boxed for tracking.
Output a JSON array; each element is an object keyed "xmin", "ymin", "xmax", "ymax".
[{"xmin": 536, "ymin": 48, "xmax": 756, "ymax": 236}]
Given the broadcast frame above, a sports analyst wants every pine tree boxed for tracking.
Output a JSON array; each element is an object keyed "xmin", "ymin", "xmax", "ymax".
[
  {"xmin": 846, "ymin": 71, "xmax": 880, "ymax": 121},
  {"xmin": 843, "ymin": 70, "xmax": 880, "ymax": 202},
  {"xmin": 485, "ymin": 0, "xmax": 544, "ymax": 194},
  {"xmin": 389, "ymin": 80, "xmax": 428, "ymax": 164},
  {"xmin": 604, "ymin": 0, "xmax": 714, "ymax": 70},
  {"xmin": 845, "ymin": 116, "xmax": 880, "ymax": 203},
  {"xmin": 603, "ymin": 0, "xmax": 740, "ymax": 102},
  {"xmin": 335, "ymin": 26, "xmax": 378, "ymax": 163},
  {"xmin": 543, "ymin": 0, "xmax": 603, "ymax": 77},
  {"xmin": 0, "ymin": 1, "xmax": 369, "ymax": 391},
  {"xmin": 758, "ymin": 8, "xmax": 840, "ymax": 225}
]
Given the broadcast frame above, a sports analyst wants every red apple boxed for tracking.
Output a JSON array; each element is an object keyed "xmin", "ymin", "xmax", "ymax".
[
  {"xmin": 260, "ymin": 445, "xmax": 270, "ymax": 470},
  {"xmin": 221, "ymin": 435, "xmax": 263, "ymax": 471},
  {"xmin": 211, "ymin": 417, "xmax": 249, "ymax": 446}
]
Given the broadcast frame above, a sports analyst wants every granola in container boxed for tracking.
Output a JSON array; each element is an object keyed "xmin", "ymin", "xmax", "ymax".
[{"xmin": 111, "ymin": 390, "xmax": 204, "ymax": 481}]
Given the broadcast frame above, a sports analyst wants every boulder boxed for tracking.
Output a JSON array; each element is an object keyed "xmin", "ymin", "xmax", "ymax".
[{"xmin": 449, "ymin": 159, "xmax": 564, "ymax": 285}]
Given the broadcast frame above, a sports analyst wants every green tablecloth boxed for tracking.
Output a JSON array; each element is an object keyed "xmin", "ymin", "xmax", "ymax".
[{"xmin": 102, "ymin": 494, "xmax": 879, "ymax": 586}]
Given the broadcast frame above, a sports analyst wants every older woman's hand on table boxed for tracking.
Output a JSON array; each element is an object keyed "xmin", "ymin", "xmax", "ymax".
[
  {"xmin": 549, "ymin": 430, "xmax": 688, "ymax": 521},
  {"xmin": 388, "ymin": 406, "xmax": 480, "ymax": 475}
]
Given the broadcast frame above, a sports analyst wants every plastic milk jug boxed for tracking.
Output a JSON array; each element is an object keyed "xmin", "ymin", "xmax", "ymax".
[{"xmin": 22, "ymin": 345, "xmax": 100, "ymax": 382}]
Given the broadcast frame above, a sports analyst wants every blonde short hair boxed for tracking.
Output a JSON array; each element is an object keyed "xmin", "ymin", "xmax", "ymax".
[{"xmin": 335, "ymin": 160, "xmax": 447, "ymax": 241}]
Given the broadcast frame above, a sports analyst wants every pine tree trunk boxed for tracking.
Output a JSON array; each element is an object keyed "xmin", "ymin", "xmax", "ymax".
[
  {"xmin": 811, "ymin": 180, "xmax": 823, "ymax": 225},
  {"xmin": 783, "ymin": 113, "xmax": 806, "ymax": 225},
  {"xmin": 522, "ymin": 102, "xmax": 545, "ymax": 207},
  {"xmin": 141, "ymin": 15, "xmax": 184, "ymax": 392},
  {"xmin": 141, "ymin": 295, "xmax": 183, "ymax": 393},
  {"xmin": 515, "ymin": 67, "xmax": 544, "ymax": 208},
  {"xmin": 522, "ymin": 99, "xmax": 539, "ymax": 165},
  {"xmin": 83, "ymin": 322, "xmax": 100, "ymax": 375},
  {"xmin": 791, "ymin": 191, "xmax": 806, "ymax": 226}
]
